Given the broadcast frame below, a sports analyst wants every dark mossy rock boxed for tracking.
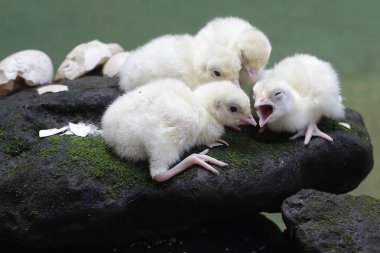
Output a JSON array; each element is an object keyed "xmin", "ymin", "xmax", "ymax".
[
  {"xmin": 3, "ymin": 213, "xmax": 293, "ymax": 253},
  {"xmin": 0, "ymin": 76, "xmax": 373, "ymax": 246},
  {"xmin": 282, "ymin": 189, "xmax": 380, "ymax": 253}
]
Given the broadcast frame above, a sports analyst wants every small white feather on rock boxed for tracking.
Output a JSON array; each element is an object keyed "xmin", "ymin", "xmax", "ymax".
[
  {"xmin": 0, "ymin": 50, "xmax": 53, "ymax": 95},
  {"xmin": 39, "ymin": 122, "xmax": 101, "ymax": 138},
  {"xmin": 66, "ymin": 122, "xmax": 100, "ymax": 137},
  {"xmin": 39, "ymin": 126, "xmax": 69, "ymax": 138},
  {"xmin": 338, "ymin": 122, "xmax": 351, "ymax": 129},
  {"xmin": 37, "ymin": 84, "xmax": 69, "ymax": 95},
  {"xmin": 55, "ymin": 40, "xmax": 124, "ymax": 81}
]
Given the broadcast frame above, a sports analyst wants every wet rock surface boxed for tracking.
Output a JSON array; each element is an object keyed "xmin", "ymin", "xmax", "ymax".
[
  {"xmin": 0, "ymin": 76, "xmax": 373, "ymax": 246},
  {"xmin": 282, "ymin": 189, "xmax": 380, "ymax": 253}
]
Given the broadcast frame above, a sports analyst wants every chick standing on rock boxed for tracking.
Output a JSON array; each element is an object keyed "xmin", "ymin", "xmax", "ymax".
[
  {"xmin": 252, "ymin": 54, "xmax": 345, "ymax": 145},
  {"xmin": 102, "ymin": 79, "xmax": 256, "ymax": 182},
  {"xmin": 118, "ymin": 34, "xmax": 241, "ymax": 92},
  {"xmin": 196, "ymin": 17, "xmax": 272, "ymax": 84}
]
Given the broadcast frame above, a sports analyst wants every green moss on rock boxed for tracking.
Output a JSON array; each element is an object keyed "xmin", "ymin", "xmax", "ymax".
[
  {"xmin": 67, "ymin": 136, "xmax": 151, "ymax": 196},
  {"xmin": 213, "ymin": 128, "xmax": 299, "ymax": 167},
  {"xmin": 283, "ymin": 190, "xmax": 380, "ymax": 253},
  {"xmin": 0, "ymin": 125, "xmax": 4, "ymax": 137},
  {"xmin": 1, "ymin": 135, "xmax": 31, "ymax": 156}
]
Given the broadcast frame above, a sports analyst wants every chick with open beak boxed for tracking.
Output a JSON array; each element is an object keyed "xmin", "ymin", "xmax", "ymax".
[{"xmin": 252, "ymin": 54, "xmax": 345, "ymax": 145}]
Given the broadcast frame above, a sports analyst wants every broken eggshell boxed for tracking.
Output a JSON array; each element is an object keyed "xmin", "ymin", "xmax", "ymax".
[
  {"xmin": 55, "ymin": 40, "xmax": 124, "ymax": 81},
  {"xmin": 106, "ymin": 43, "xmax": 124, "ymax": 55},
  {"xmin": 102, "ymin": 52, "xmax": 130, "ymax": 77},
  {"xmin": 0, "ymin": 50, "xmax": 53, "ymax": 95}
]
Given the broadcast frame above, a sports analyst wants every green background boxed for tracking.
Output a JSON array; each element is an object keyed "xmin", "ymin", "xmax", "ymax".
[{"xmin": 1, "ymin": 0, "xmax": 379, "ymax": 228}]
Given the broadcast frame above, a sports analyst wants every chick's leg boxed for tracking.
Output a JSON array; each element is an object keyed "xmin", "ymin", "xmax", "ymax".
[
  {"xmin": 289, "ymin": 129, "xmax": 306, "ymax": 141},
  {"xmin": 304, "ymin": 123, "xmax": 333, "ymax": 145},
  {"xmin": 289, "ymin": 122, "xmax": 333, "ymax": 145},
  {"xmin": 153, "ymin": 149, "xmax": 227, "ymax": 182}
]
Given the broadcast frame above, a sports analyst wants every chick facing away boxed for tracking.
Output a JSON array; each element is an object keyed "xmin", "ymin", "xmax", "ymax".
[
  {"xmin": 102, "ymin": 79, "xmax": 255, "ymax": 182},
  {"xmin": 252, "ymin": 54, "xmax": 345, "ymax": 145},
  {"xmin": 118, "ymin": 34, "xmax": 241, "ymax": 92},
  {"xmin": 196, "ymin": 16, "xmax": 272, "ymax": 84}
]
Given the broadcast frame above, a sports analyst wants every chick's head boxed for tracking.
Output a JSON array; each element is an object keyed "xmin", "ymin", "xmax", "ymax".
[
  {"xmin": 194, "ymin": 43, "xmax": 242, "ymax": 86},
  {"xmin": 194, "ymin": 80, "xmax": 256, "ymax": 130},
  {"xmin": 253, "ymin": 78, "xmax": 295, "ymax": 127},
  {"xmin": 237, "ymin": 29, "xmax": 271, "ymax": 82}
]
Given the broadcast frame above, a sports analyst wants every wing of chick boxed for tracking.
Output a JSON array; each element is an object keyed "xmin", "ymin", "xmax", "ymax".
[
  {"xmin": 118, "ymin": 34, "xmax": 195, "ymax": 92},
  {"xmin": 147, "ymin": 80, "xmax": 206, "ymax": 147},
  {"xmin": 266, "ymin": 54, "xmax": 345, "ymax": 120}
]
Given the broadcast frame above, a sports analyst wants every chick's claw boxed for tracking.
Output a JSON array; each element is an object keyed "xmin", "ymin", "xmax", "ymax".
[
  {"xmin": 289, "ymin": 130, "xmax": 306, "ymax": 141},
  {"xmin": 289, "ymin": 123, "xmax": 333, "ymax": 145},
  {"xmin": 153, "ymin": 152, "xmax": 227, "ymax": 182},
  {"xmin": 183, "ymin": 153, "xmax": 228, "ymax": 175},
  {"xmin": 216, "ymin": 139, "xmax": 230, "ymax": 146},
  {"xmin": 305, "ymin": 125, "xmax": 333, "ymax": 144},
  {"xmin": 206, "ymin": 139, "xmax": 230, "ymax": 148},
  {"xmin": 206, "ymin": 142, "xmax": 224, "ymax": 148},
  {"xmin": 229, "ymin": 125, "xmax": 241, "ymax": 131},
  {"xmin": 199, "ymin": 149, "xmax": 210, "ymax": 155}
]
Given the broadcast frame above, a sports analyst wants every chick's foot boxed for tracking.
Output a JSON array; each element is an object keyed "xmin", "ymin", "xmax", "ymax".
[
  {"xmin": 153, "ymin": 149, "xmax": 227, "ymax": 182},
  {"xmin": 289, "ymin": 123, "xmax": 333, "ymax": 145}
]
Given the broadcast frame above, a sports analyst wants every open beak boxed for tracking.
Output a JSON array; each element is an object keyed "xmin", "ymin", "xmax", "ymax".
[
  {"xmin": 231, "ymin": 78, "xmax": 240, "ymax": 87},
  {"xmin": 247, "ymin": 68, "xmax": 258, "ymax": 82},
  {"xmin": 254, "ymin": 97, "xmax": 275, "ymax": 127}
]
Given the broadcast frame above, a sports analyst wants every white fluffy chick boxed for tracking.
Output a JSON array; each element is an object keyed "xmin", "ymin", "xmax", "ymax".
[
  {"xmin": 196, "ymin": 17, "xmax": 272, "ymax": 84},
  {"xmin": 102, "ymin": 79, "xmax": 256, "ymax": 182},
  {"xmin": 118, "ymin": 34, "xmax": 241, "ymax": 92},
  {"xmin": 252, "ymin": 54, "xmax": 345, "ymax": 145}
]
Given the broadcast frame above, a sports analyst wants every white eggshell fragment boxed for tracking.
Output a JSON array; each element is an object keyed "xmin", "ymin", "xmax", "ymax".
[
  {"xmin": 102, "ymin": 52, "xmax": 130, "ymax": 77},
  {"xmin": 107, "ymin": 43, "xmax": 124, "ymax": 55},
  {"xmin": 338, "ymin": 122, "xmax": 351, "ymax": 129},
  {"xmin": 0, "ymin": 50, "xmax": 53, "ymax": 95},
  {"xmin": 55, "ymin": 40, "xmax": 124, "ymax": 81},
  {"xmin": 37, "ymin": 84, "xmax": 69, "ymax": 95},
  {"xmin": 39, "ymin": 126, "xmax": 69, "ymax": 138}
]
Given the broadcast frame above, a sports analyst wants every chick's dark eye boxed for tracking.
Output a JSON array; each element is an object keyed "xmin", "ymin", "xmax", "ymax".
[
  {"xmin": 213, "ymin": 70, "xmax": 221, "ymax": 77},
  {"xmin": 275, "ymin": 91, "xmax": 282, "ymax": 97},
  {"xmin": 229, "ymin": 106, "xmax": 238, "ymax": 112}
]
